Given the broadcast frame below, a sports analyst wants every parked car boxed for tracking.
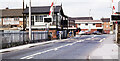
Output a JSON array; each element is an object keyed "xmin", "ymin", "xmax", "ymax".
[
  {"xmin": 85, "ymin": 31, "xmax": 91, "ymax": 35},
  {"xmin": 92, "ymin": 31, "xmax": 102, "ymax": 35},
  {"xmin": 78, "ymin": 31, "xmax": 85, "ymax": 35}
]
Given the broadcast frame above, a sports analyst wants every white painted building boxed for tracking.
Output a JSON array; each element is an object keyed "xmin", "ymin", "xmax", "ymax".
[{"xmin": 75, "ymin": 20, "xmax": 103, "ymax": 32}]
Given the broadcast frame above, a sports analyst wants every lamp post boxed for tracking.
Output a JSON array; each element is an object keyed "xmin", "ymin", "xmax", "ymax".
[{"xmin": 29, "ymin": 0, "xmax": 32, "ymax": 40}]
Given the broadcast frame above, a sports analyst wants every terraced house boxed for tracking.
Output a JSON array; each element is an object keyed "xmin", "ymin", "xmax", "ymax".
[{"xmin": 0, "ymin": 8, "xmax": 23, "ymax": 30}]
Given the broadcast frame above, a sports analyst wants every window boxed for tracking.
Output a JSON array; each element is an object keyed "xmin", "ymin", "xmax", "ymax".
[
  {"xmin": 31, "ymin": 16, "xmax": 34, "ymax": 26},
  {"xmin": 96, "ymin": 23, "xmax": 102, "ymax": 27},
  {"xmin": 36, "ymin": 16, "xmax": 39, "ymax": 22},
  {"xmin": 0, "ymin": 18, "xmax": 1, "ymax": 22},
  {"xmin": 39, "ymin": 16, "xmax": 43, "ymax": 22},
  {"xmin": 106, "ymin": 25, "xmax": 109, "ymax": 27},
  {"xmin": 14, "ymin": 17, "xmax": 19, "ymax": 21},
  {"xmin": 35, "ymin": 15, "xmax": 46, "ymax": 22},
  {"xmin": 31, "ymin": 16, "xmax": 34, "ymax": 21},
  {"xmin": 93, "ymin": 23, "xmax": 95, "ymax": 25},
  {"xmin": 85, "ymin": 23, "xmax": 88, "ymax": 25}
]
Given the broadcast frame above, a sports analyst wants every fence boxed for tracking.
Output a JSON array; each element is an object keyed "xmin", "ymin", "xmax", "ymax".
[{"xmin": 0, "ymin": 30, "xmax": 48, "ymax": 48}]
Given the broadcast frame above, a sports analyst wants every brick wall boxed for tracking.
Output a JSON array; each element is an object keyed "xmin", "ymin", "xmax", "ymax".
[
  {"xmin": 91, "ymin": 29, "xmax": 97, "ymax": 33},
  {"xmin": 26, "ymin": 29, "xmax": 57, "ymax": 39},
  {"xmin": 96, "ymin": 23, "xmax": 102, "ymax": 27},
  {"xmin": 49, "ymin": 30, "xmax": 57, "ymax": 39},
  {"xmin": 81, "ymin": 29, "xmax": 88, "ymax": 31}
]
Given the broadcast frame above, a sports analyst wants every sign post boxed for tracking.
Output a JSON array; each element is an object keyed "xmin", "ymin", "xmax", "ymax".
[
  {"xmin": 115, "ymin": 21, "xmax": 118, "ymax": 42},
  {"xmin": 111, "ymin": 15, "xmax": 120, "ymax": 43}
]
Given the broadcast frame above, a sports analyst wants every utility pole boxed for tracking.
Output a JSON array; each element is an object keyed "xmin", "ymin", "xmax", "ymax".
[
  {"xmin": 23, "ymin": 0, "xmax": 25, "ymax": 31},
  {"xmin": 115, "ymin": 21, "xmax": 118, "ymax": 42},
  {"xmin": 29, "ymin": 0, "xmax": 32, "ymax": 40}
]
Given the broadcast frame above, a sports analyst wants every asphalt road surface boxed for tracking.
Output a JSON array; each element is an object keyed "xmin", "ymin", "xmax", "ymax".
[{"xmin": 2, "ymin": 35, "xmax": 107, "ymax": 59}]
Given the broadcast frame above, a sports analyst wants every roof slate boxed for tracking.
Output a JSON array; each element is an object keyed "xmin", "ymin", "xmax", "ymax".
[
  {"xmin": 23, "ymin": 6, "xmax": 61, "ymax": 14},
  {"xmin": 69, "ymin": 17, "xmax": 93, "ymax": 20},
  {"xmin": 1, "ymin": 9, "xmax": 23, "ymax": 17},
  {"xmin": 101, "ymin": 18, "xmax": 110, "ymax": 22},
  {"xmin": 75, "ymin": 20, "xmax": 102, "ymax": 22}
]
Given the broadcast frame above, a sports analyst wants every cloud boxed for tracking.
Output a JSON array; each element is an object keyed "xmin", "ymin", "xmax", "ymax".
[{"xmin": 0, "ymin": 0, "xmax": 119, "ymax": 20}]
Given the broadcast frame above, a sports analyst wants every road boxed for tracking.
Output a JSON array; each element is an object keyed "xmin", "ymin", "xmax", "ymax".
[{"xmin": 2, "ymin": 35, "xmax": 107, "ymax": 60}]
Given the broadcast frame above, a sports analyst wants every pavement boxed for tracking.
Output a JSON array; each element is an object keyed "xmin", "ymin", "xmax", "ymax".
[
  {"xmin": 0, "ymin": 38, "xmax": 68, "ymax": 53},
  {"xmin": 89, "ymin": 35, "xmax": 119, "ymax": 59}
]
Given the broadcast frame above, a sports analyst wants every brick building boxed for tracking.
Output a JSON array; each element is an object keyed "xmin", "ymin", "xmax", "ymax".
[
  {"xmin": 101, "ymin": 18, "xmax": 111, "ymax": 34},
  {"xmin": 23, "ymin": 6, "xmax": 68, "ymax": 39},
  {"xmin": 75, "ymin": 20, "xmax": 103, "ymax": 33},
  {"xmin": 0, "ymin": 8, "xmax": 23, "ymax": 30}
]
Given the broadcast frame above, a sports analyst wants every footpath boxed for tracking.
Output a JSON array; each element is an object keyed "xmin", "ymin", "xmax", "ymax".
[
  {"xmin": 89, "ymin": 35, "xmax": 119, "ymax": 60},
  {"xmin": 0, "ymin": 39, "xmax": 69, "ymax": 53}
]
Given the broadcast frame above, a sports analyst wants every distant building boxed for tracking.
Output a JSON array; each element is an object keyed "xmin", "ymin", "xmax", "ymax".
[
  {"xmin": 69, "ymin": 17, "xmax": 93, "ymax": 20},
  {"xmin": 101, "ymin": 18, "xmax": 110, "ymax": 34},
  {"xmin": 68, "ymin": 17, "xmax": 76, "ymax": 31},
  {"xmin": 75, "ymin": 20, "xmax": 103, "ymax": 33},
  {"xmin": 118, "ymin": 1, "xmax": 120, "ymax": 12},
  {"xmin": 68, "ymin": 17, "xmax": 93, "ymax": 32},
  {"xmin": 23, "ymin": 6, "xmax": 68, "ymax": 39},
  {"xmin": 0, "ymin": 8, "xmax": 23, "ymax": 30}
]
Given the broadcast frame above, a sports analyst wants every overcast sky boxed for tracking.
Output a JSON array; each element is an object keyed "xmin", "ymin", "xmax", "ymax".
[{"xmin": 0, "ymin": 0, "xmax": 120, "ymax": 20}]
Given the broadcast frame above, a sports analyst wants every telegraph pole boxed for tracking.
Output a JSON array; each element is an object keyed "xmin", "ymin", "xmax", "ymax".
[
  {"xmin": 115, "ymin": 21, "xmax": 118, "ymax": 42},
  {"xmin": 29, "ymin": 0, "xmax": 32, "ymax": 40},
  {"xmin": 23, "ymin": 0, "xmax": 25, "ymax": 31}
]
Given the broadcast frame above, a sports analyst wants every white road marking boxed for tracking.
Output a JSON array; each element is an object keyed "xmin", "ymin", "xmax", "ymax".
[
  {"xmin": 20, "ymin": 36, "xmax": 96, "ymax": 59},
  {"xmin": 99, "ymin": 38, "xmax": 106, "ymax": 42},
  {"xmin": 26, "ymin": 57, "xmax": 33, "ymax": 59}
]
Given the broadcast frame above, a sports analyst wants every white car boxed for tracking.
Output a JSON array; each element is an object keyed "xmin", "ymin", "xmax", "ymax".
[{"xmin": 78, "ymin": 31, "xmax": 85, "ymax": 35}]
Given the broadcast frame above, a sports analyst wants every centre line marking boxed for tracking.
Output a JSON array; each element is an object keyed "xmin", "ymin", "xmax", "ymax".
[{"xmin": 20, "ymin": 36, "xmax": 96, "ymax": 59}]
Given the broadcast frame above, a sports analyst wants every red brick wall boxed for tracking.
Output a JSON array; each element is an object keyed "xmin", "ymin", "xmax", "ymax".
[
  {"xmin": 104, "ymin": 30, "xmax": 110, "ymax": 34},
  {"xmin": 96, "ymin": 23, "xmax": 102, "ymax": 27},
  {"xmin": 91, "ymin": 29, "xmax": 97, "ymax": 33},
  {"xmin": 26, "ymin": 29, "xmax": 57, "ymax": 39},
  {"xmin": 81, "ymin": 29, "xmax": 88, "ymax": 31},
  {"xmin": 49, "ymin": 30, "xmax": 57, "ymax": 39}
]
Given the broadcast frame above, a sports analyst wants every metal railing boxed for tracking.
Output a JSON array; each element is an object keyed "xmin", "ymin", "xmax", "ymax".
[{"xmin": 0, "ymin": 31, "xmax": 48, "ymax": 49}]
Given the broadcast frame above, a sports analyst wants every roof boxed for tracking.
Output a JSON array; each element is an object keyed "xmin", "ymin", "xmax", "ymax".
[
  {"xmin": 0, "ymin": 9, "xmax": 23, "ymax": 17},
  {"xmin": 101, "ymin": 18, "xmax": 110, "ymax": 22},
  {"xmin": 69, "ymin": 17, "xmax": 93, "ymax": 20},
  {"xmin": 23, "ymin": 6, "xmax": 61, "ymax": 14},
  {"xmin": 116, "ymin": 12, "xmax": 120, "ymax": 14},
  {"xmin": 75, "ymin": 20, "xmax": 102, "ymax": 22}
]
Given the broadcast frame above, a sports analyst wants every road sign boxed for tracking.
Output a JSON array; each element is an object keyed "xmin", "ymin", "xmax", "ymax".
[
  {"xmin": 43, "ymin": 17, "xmax": 52, "ymax": 23},
  {"xmin": 111, "ymin": 15, "xmax": 120, "ymax": 20}
]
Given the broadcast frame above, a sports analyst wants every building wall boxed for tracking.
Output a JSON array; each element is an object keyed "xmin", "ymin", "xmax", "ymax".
[
  {"xmin": 3, "ymin": 17, "xmax": 23, "ymax": 26},
  {"xmin": 75, "ymin": 22, "xmax": 103, "ymax": 33},
  {"xmin": 0, "ymin": 18, "xmax": 2, "ymax": 25},
  {"xmin": 27, "ymin": 29, "xmax": 57, "ymax": 39},
  {"xmin": 76, "ymin": 23, "xmax": 103, "ymax": 29},
  {"xmin": 19, "ymin": 21, "xmax": 23, "ymax": 27},
  {"xmin": 103, "ymin": 22, "xmax": 110, "ymax": 34},
  {"xmin": 26, "ymin": 14, "xmax": 59, "ymax": 27},
  {"xmin": 49, "ymin": 30, "xmax": 57, "ymax": 39}
]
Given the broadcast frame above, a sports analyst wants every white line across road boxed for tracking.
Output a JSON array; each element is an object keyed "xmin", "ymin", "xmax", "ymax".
[
  {"xmin": 20, "ymin": 36, "xmax": 97, "ymax": 59},
  {"xmin": 99, "ymin": 38, "xmax": 106, "ymax": 42}
]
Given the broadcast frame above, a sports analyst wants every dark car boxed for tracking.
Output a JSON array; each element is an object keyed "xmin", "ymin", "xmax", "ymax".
[{"xmin": 92, "ymin": 31, "xmax": 102, "ymax": 35}]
